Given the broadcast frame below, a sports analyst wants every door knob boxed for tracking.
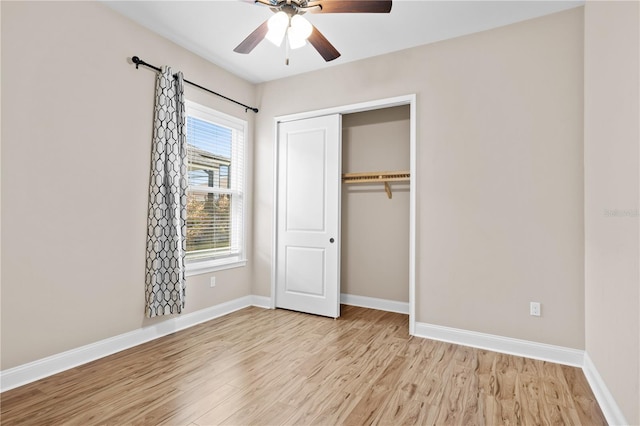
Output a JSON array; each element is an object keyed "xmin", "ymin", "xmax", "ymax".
[{"xmin": 329, "ymin": 238, "xmax": 335, "ymax": 243}]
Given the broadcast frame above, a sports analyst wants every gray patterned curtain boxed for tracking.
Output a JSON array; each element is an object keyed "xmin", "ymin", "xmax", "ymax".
[{"xmin": 144, "ymin": 66, "xmax": 187, "ymax": 318}]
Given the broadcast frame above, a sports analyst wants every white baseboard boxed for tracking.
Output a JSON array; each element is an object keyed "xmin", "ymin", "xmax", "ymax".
[
  {"xmin": 340, "ymin": 293, "xmax": 409, "ymax": 314},
  {"xmin": 250, "ymin": 295, "xmax": 272, "ymax": 309},
  {"xmin": 0, "ymin": 295, "xmax": 267, "ymax": 393},
  {"xmin": 414, "ymin": 321, "xmax": 584, "ymax": 367},
  {"xmin": 582, "ymin": 352, "xmax": 629, "ymax": 426}
]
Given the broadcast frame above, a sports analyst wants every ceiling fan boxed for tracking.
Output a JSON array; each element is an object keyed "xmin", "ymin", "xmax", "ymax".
[{"xmin": 234, "ymin": 0, "xmax": 392, "ymax": 64}]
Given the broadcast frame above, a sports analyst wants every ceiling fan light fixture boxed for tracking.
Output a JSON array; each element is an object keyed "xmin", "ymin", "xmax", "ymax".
[
  {"xmin": 287, "ymin": 15, "xmax": 313, "ymax": 49},
  {"xmin": 287, "ymin": 29, "xmax": 306, "ymax": 49},
  {"xmin": 290, "ymin": 15, "xmax": 313, "ymax": 38},
  {"xmin": 265, "ymin": 11, "xmax": 288, "ymax": 46}
]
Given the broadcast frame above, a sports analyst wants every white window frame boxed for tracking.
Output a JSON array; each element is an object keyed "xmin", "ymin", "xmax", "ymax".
[{"xmin": 184, "ymin": 100, "xmax": 247, "ymax": 276}]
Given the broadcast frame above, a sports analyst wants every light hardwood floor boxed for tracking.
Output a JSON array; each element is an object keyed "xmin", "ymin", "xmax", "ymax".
[{"xmin": 1, "ymin": 306, "xmax": 606, "ymax": 425}]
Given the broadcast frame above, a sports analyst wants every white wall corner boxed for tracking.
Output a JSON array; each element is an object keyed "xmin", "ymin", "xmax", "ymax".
[
  {"xmin": 0, "ymin": 295, "xmax": 263, "ymax": 393},
  {"xmin": 582, "ymin": 352, "xmax": 629, "ymax": 426},
  {"xmin": 340, "ymin": 293, "xmax": 409, "ymax": 315},
  {"xmin": 413, "ymin": 321, "xmax": 585, "ymax": 367}
]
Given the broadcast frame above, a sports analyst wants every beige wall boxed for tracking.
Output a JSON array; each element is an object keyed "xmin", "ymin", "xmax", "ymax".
[
  {"xmin": 0, "ymin": 1, "xmax": 255, "ymax": 370},
  {"xmin": 254, "ymin": 8, "xmax": 585, "ymax": 348},
  {"xmin": 584, "ymin": 1, "xmax": 640, "ymax": 424},
  {"xmin": 341, "ymin": 106, "xmax": 410, "ymax": 302}
]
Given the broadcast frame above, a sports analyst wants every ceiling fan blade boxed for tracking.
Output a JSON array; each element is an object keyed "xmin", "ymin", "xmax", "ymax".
[
  {"xmin": 308, "ymin": 25, "xmax": 341, "ymax": 62},
  {"xmin": 233, "ymin": 20, "xmax": 269, "ymax": 54},
  {"xmin": 308, "ymin": 0, "xmax": 392, "ymax": 14}
]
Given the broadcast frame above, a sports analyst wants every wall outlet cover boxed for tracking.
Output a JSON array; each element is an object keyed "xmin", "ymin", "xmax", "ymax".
[{"xmin": 530, "ymin": 302, "xmax": 541, "ymax": 316}]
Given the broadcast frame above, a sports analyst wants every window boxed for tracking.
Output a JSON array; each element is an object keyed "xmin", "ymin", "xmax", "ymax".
[{"xmin": 184, "ymin": 100, "xmax": 247, "ymax": 275}]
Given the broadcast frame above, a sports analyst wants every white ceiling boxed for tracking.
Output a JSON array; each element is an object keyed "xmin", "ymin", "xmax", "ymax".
[{"xmin": 104, "ymin": 0, "xmax": 584, "ymax": 84}]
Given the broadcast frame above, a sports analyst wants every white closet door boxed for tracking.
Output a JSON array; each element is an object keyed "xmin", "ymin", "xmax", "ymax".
[{"xmin": 276, "ymin": 114, "xmax": 341, "ymax": 318}]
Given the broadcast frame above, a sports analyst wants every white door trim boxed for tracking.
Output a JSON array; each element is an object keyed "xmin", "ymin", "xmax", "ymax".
[{"xmin": 271, "ymin": 94, "xmax": 417, "ymax": 335}]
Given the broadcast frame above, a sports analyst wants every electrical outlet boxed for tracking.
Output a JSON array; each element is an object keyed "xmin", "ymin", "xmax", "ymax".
[
  {"xmin": 210, "ymin": 277, "xmax": 216, "ymax": 288},
  {"xmin": 530, "ymin": 302, "xmax": 541, "ymax": 317}
]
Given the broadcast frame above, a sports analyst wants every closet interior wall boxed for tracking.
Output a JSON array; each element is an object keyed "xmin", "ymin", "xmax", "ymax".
[{"xmin": 341, "ymin": 105, "xmax": 411, "ymax": 304}]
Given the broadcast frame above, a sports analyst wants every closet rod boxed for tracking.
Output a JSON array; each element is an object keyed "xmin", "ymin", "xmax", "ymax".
[
  {"xmin": 342, "ymin": 171, "xmax": 410, "ymax": 183},
  {"xmin": 131, "ymin": 56, "xmax": 259, "ymax": 113},
  {"xmin": 342, "ymin": 171, "xmax": 410, "ymax": 199}
]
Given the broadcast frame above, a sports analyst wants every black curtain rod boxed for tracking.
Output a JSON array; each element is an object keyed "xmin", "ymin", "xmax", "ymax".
[{"xmin": 131, "ymin": 56, "xmax": 259, "ymax": 113}]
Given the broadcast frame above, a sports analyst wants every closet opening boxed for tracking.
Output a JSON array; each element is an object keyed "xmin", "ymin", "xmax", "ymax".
[{"xmin": 341, "ymin": 105, "xmax": 411, "ymax": 315}]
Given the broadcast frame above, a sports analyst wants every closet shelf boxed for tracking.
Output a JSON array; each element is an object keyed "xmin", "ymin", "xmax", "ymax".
[{"xmin": 342, "ymin": 171, "xmax": 410, "ymax": 199}]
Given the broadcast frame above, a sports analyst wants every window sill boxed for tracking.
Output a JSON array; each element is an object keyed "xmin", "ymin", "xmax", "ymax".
[{"xmin": 185, "ymin": 257, "xmax": 247, "ymax": 277}]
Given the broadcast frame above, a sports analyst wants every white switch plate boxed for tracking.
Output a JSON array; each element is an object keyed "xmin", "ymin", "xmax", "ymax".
[
  {"xmin": 210, "ymin": 277, "xmax": 216, "ymax": 288},
  {"xmin": 530, "ymin": 302, "xmax": 541, "ymax": 316}
]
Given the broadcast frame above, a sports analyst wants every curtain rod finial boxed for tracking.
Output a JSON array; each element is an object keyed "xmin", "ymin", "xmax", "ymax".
[{"xmin": 132, "ymin": 56, "xmax": 141, "ymax": 69}]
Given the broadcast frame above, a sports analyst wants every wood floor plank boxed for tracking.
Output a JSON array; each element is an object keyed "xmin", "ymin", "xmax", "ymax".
[
  {"xmin": 142, "ymin": 383, "xmax": 241, "ymax": 425},
  {"xmin": 0, "ymin": 306, "xmax": 607, "ymax": 426},
  {"xmin": 237, "ymin": 400, "xmax": 300, "ymax": 426},
  {"xmin": 376, "ymin": 387, "xmax": 434, "ymax": 425},
  {"xmin": 560, "ymin": 364, "xmax": 609, "ymax": 424},
  {"xmin": 342, "ymin": 384, "xmax": 390, "ymax": 426},
  {"xmin": 308, "ymin": 390, "xmax": 362, "ymax": 425},
  {"xmin": 515, "ymin": 373, "xmax": 545, "ymax": 425},
  {"xmin": 343, "ymin": 354, "xmax": 413, "ymax": 425}
]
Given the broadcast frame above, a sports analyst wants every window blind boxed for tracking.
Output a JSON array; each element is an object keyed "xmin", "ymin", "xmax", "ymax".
[{"xmin": 185, "ymin": 110, "xmax": 245, "ymax": 262}]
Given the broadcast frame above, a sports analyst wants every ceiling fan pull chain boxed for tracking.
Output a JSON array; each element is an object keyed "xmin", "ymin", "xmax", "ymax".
[{"xmin": 285, "ymin": 34, "xmax": 291, "ymax": 66}]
